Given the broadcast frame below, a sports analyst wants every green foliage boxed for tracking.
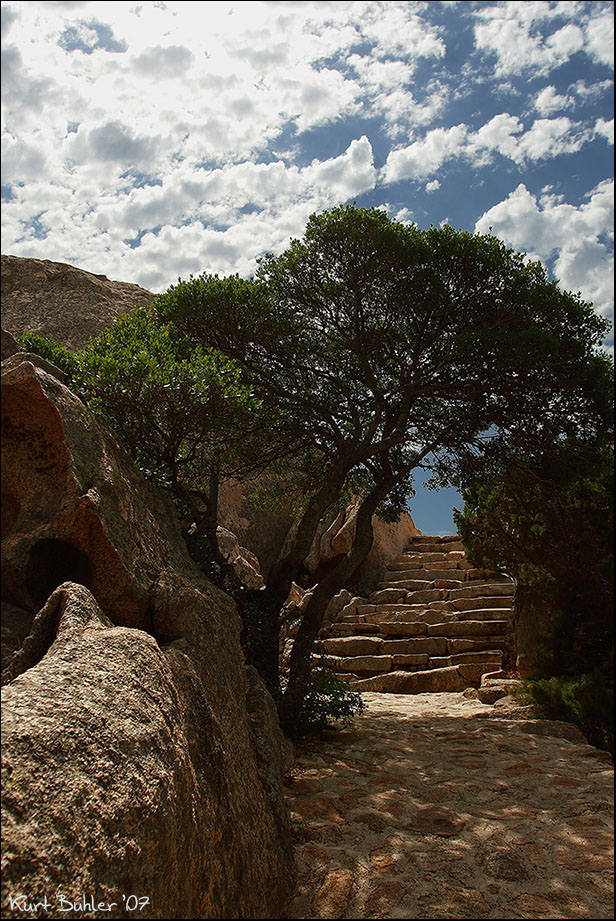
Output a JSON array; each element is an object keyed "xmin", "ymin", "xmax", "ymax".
[
  {"xmin": 279, "ymin": 663, "xmax": 365, "ymax": 738},
  {"xmin": 454, "ymin": 430, "xmax": 614, "ymax": 678},
  {"xmin": 19, "ymin": 206, "xmax": 612, "ymax": 730},
  {"xmin": 517, "ymin": 672, "xmax": 614, "ymax": 753},
  {"xmin": 16, "ymin": 332, "xmax": 79, "ymax": 382},
  {"xmin": 75, "ymin": 306, "xmax": 255, "ymax": 488}
]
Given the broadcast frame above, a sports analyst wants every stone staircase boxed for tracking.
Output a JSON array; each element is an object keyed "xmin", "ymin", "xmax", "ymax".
[{"xmin": 316, "ymin": 535, "xmax": 515, "ymax": 693}]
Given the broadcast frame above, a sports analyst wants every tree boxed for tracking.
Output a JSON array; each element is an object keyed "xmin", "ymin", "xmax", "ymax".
[
  {"xmin": 453, "ymin": 424, "xmax": 614, "ymax": 679},
  {"xmin": 75, "ymin": 307, "xmax": 264, "ymax": 583},
  {"xmin": 154, "ymin": 204, "xmax": 609, "ymax": 720}
]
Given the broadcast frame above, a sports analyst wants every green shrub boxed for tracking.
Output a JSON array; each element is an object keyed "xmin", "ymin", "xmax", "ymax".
[
  {"xmin": 279, "ymin": 662, "xmax": 364, "ymax": 738},
  {"xmin": 16, "ymin": 332, "xmax": 79, "ymax": 383},
  {"xmin": 519, "ymin": 671, "xmax": 614, "ymax": 754}
]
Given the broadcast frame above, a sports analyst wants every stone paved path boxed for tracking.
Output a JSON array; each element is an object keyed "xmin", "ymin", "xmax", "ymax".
[{"xmin": 283, "ymin": 692, "xmax": 614, "ymax": 919}]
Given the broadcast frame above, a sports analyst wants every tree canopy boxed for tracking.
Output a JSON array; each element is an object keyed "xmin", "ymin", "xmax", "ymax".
[
  {"xmin": 47, "ymin": 204, "xmax": 611, "ymax": 727},
  {"xmin": 152, "ymin": 204, "xmax": 609, "ymax": 714}
]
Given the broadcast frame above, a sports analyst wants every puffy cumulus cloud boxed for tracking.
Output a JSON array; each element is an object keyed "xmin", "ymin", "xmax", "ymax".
[
  {"xmin": 470, "ymin": 113, "xmax": 523, "ymax": 163},
  {"xmin": 358, "ymin": 3, "xmax": 445, "ymax": 60},
  {"xmin": 584, "ymin": 10, "xmax": 614, "ymax": 66},
  {"xmin": 58, "ymin": 18, "xmax": 127, "ymax": 54},
  {"xmin": 132, "ymin": 45, "xmax": 193, "ymax": 79},
  {"xmin": 2, "ymin": 136, "xmax": 377, "ymax": 291},
  {"xmin": 66, "ymin": 121, "xmax": 160, "ymax": 167},
  {"xmin": 534, "ymin": 84, "xmax": 574, "ymax": 115},
  {"xmin": 472, "ymin": 1, "xmax": 612, "ymax": 76},
  {"xmin": 0, "ymin": 1, "xmax": 448, "ymax": 174},
  {"xmin": 595, "ymin": 118, "xmax": 614, "ymax": 144},
  {"xmin": 382, "ymin": 125, "xmax": 469, "ymax": 182},
  {"xmin": 514, "ymin": 116, "xmax": 588, "ymax": 161},
  {"xmin": 346, "ymin": 54, "xmax": 447, "ymax": 137},
  {"xmin": 569, "ymin": 78, "xmax": 614, "ymax": 103},
  {"xmin": 475, "ymin": 181, "xmax": 614, "ymax": 322},
  {"xmin": 1, "ymin": 1, "xmax": 612, "ymax": 300},
  {"xmin": 382, "ymin": 112, "xmax": 592, "ymax": 181},
  {"xmin": 1, "ymin": 4, "xmax": 18, "ymax": 40}
]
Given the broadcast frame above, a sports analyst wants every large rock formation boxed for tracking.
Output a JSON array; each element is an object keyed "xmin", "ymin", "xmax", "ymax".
[
  {"xmin": 1, "ymin": 255, "xmax": 156, "ymax": 349},
  {"xmin": 301, "ymin": 497, "xmax": 421, "ymax": 593},
  {"xmin": 1, "ymin": 354, "xmax": 294, "ymax": 918}
]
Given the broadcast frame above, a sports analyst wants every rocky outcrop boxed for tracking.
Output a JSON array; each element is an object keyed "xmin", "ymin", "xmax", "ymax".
[
  {"xmin": 1, "ymin": 354, "xmax": 294, "ymax": 918},
  {"xmin": 1, "ymin": 255, "xmax": 155, "ymax": 350},
  {"xmin": 1, "ymin": 328, "xmax": 19, "ymax": 360},
  {"xmin": 294, "ymin": 499, "xmax": 421, "ymax": 592},
  {"xmin": 217, "ymin": 477, "xmax": 295, "ymax": 578},
  {"xmin": 217, "ymin": 525, "xmax": 264, "ymax": 590}
]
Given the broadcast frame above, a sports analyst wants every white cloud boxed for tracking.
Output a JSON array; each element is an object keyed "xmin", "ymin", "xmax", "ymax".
[
  {"xmin": 382, "ymin": 125, "xmax": 469, "ymax": 182},
  {"xmin": 472, "ymin": 2, "xmax": 609, "ymax": 76},
  {"xmin": 595, "ymin": 118, "xmax": 614, "ymax": 144},
  {"xmin": 382, "ymin": 112, "xmax": 591, "ymax": 181},
  {"xmin": 1, "ymin": 135, "xmax": 377, "ymax": 290},
  {"xmin": 1, "ymin": 0, "xmax": 612, "ymax": 306},
  {"xmin": 534, "ymin": 84, "xmax": 573, "ymax": 115},
  {"xmin": 133, "ymin": 45, "xmax": 193, "ymax": 79},
  {"xmin": 475, "ymin": 181, "xmax": 614, "ymax": 321},
  {"xmin": 585, "ymin": 10, "xmax": 614, "ymax": 66},
  {"xmin": 515, "ymin": 117, "xmax": 587, "ymax": 161}
]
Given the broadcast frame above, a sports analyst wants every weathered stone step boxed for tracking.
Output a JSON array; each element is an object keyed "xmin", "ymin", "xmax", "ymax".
[
  {"xmin": 452, "ymin": 608, "xmax": 513, "ymax": 622},
  {"xmin": 327, "ymin": 622, "xmax": 397, "ymax": 637},
  {"xmin": 320, "ymin": 636, "xmax": 448, "ymax": 657},
  {"xmin": 390, "ymin": 565, "xmax": 473, "ymax": 577},
  {"xmin": 426, "ymin": 620, "xmax": 508, "ymax": 636},
  {"xmin": 380, "ymin": 569, "xmax": 498, "ymax": 585},
  {"xmin": 349, "ymin": 661, "xmax": 499, "ymax": 693},
  {"xmin": 391, "ymin": 556, "xmax": 465, "ymax": 569},
  {"xmin": 332, "ymin": 618, "xmax": 507, "ymax": 639},
  {"xmin": 380, "ymin": 571, "xmax": 466, "ymax": 586},
  {"xmin": 407, "ymin": 541, "xmax": 464, "ymax": 553},
  {"xmin": 429, "ymin": 650, "xmax": 504, "ymax": 667},
  {"xmin": 320, "ymin": 634, "xmax": 507, "ymax": 657},
  {"xmin": 447, "ymin": 596, "xmax": 513, "ymax": 611},
  {"xmin": 390, "ymin": 552, "xmax": 465, "ymax": 567},
  {"xmin": 446, "ymin": 583, "xmax": 514, "ymax": 600}
]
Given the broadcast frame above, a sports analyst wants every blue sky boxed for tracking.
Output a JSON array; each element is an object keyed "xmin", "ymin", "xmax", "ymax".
[{"xmin": 1, "ymin": 1, "xmax": 613, "ymax": 534}]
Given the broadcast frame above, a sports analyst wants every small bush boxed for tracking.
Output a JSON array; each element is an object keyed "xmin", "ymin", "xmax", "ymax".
[
  {"xmin": 519, "ymin": 671, "xmax": 614, "ymax": 754},
  {"xmin": 280, "ymin": 663, "xmax": 364, "ymax": 738},
  {"xmin": 16, "ymin": 333, "xmax": 79, "ymax": 383}
]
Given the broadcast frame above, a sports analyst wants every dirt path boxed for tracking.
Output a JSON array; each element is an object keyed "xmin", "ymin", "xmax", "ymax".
[{"xmin": 283, "ymin": 692, "xmax": 614, "ymax": 920}]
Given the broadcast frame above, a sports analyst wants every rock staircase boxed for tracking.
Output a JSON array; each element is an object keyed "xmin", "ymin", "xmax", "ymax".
[{"xmin": 316, "ymin": 535, "xmax": 515, "ymax": 693}]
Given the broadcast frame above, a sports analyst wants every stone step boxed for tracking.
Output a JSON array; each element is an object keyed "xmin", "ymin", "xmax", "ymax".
[
  {"xmin": 446, "ymin": 583, "xmax": 514, "ymax": 600},
  {"xmin": 390, "ymin": 553, "xmax": 444, "ymax": 565},
  {"xmin": 348, "ymin": 661, "xmax": 494, "ymax": 694},
  {"xmin": 330, "ymin": 618, "xmax": 507, "ymax": 639},
  {"xmin": 407, "ymin": 539, "xmax": 464, "ymax": 551},
  {"xmin": 453, "ymin": 608, "xmax": 513, "ymax": 622},
  {"xmin": 384, "ymin": 568, "xmax": 467, "ymax": 581},
  {"xmin": 428, "ymin": 650, "xmax": 504, "ymax": 668},
  {"xmin": 317, "ymin": 646, "xmax": 504, "ymax": 678},
  {"xmin": 447, "ymin": 637, "xmax": 506, "ymax": 653},
  {"xmin": 380, "ymin": 570, "xmax": 483, "ymax": 585},
  {"xmin": 326, "ymin": 622, "xmax": 396, "ymax": 637},
  {"xmin": 447, "ymin": 596, "xmax": 513, "ymax": 611},
  {"xmin": 318, "ymin": 634, "xmax": 506, "ymax": 658},
  {"xmin": 390, "ymin": 553, "xmax": 465, "ymax": 568},
  {"xmin": 378, "ymin": 578, "xmax": 435, "ymax": 592},
  {"xmin": 426, "ymin": 620, "xmax": 508, "ymax": 637}
]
